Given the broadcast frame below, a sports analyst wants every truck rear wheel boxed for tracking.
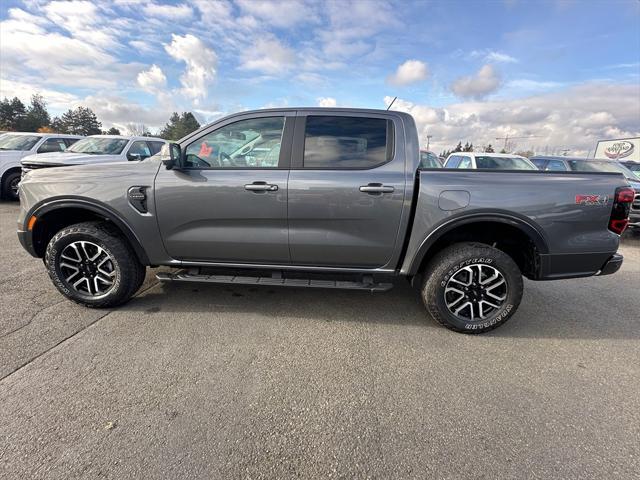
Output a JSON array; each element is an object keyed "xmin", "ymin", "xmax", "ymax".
[
  {"xmin": 421, "ymin": 242, "xmax": 523, "ymax": 334},
  {"xmin": 44, "ymin": 221, "xmax": 146, "ymax": 308}
]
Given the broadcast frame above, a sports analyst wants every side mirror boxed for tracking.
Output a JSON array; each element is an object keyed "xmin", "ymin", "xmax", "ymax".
[
  {"xmin": 160, "ymin": 143, "xmax": 181, "ymax": 170},
  {"xmin": 127, "ymin": 153, "xmax": 143, "ymax": 161}
]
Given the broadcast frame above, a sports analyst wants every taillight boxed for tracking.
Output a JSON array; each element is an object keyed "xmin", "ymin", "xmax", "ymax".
[{"xmin": 608, "ymin": 187, "xmax": 634, "ymax": 234}]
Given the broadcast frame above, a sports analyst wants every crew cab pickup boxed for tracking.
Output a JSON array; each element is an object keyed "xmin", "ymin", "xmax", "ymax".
[{"xmin": 17, "ymin": 108, "xmax": 634, "ymax": 333}]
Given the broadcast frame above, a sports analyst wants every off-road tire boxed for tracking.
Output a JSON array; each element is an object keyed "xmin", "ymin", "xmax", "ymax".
[
  {"xmin": 45, "ymin": 221, "xmax": 146, "ymax": 308},
  {"xmin": 1, "ymin": 170, "xmax": 21, "ymax": 201},
  {"xmin": 421, "ymin": 242, "xmax": 523, "ymax": 334}
]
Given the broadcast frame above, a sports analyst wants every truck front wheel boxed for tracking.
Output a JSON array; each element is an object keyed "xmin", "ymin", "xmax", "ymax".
[
  {"xmin": 421, "ymin": 242, "xmax": 523, "ymax": 334},
  {"xmin": 45, "ymin": 221, "xmax": 146, "ymax": 308}
]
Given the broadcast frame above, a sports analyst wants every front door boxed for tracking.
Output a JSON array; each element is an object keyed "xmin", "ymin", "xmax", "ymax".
[
  {"xmin": 155, "ymin": 113, "xmax": 294, "ymax": 264},
  {"xmin": 287, "ymin": 113, "xmax": 406, "ymax": 268}
]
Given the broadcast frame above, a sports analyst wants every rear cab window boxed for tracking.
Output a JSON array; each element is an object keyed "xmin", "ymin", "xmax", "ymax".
[{"xmin": 303, "ymin": 116, "xmax": 393, "ymax": 169}]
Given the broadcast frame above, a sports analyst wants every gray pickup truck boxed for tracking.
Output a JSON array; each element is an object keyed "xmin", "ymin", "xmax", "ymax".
[{"xmin": 17, "ymin": 108, "xmax": 634, "ymax": 333}]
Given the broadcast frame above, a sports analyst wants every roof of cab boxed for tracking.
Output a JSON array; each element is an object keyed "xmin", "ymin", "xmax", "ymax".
[{"xmin": 86, "ymin": 134, "xmax": 166, "ymax": 142}]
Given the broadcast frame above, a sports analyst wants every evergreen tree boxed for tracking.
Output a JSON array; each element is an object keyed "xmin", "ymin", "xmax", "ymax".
[
  {"xmin": 0, "ymin": 97, "xmax": 27, "ymax": 131},
  {"xmin": 23, "ymin": 94, "xmax": 50, "ymax": 132},
  {"xmin": 158, "ymin": 112, "xmax": 201, "ymax": 140},
  {"xmin": 453, "ymin": 141, "xmax": 463, "ymax": 153},
  {"xmin": 56, "ymin": 106, "xmax": 102, "ymax": 135},
  {"xmin": 485, "ymin": 144, "xmax": 494, "ymax": 153},
  {"xmin": 103, "ymin": 127, "xmax": 121, "ymax": 135}
]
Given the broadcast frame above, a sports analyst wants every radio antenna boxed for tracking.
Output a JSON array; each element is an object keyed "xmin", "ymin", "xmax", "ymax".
[{"xmin": 386, "ymin": 96, "xmax": 397, "ymax": 111}]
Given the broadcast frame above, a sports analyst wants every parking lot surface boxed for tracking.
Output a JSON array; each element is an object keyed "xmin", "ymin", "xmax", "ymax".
[{"xmin": 0, "ymin": 201, "xmax": 638, "ymax": 479}]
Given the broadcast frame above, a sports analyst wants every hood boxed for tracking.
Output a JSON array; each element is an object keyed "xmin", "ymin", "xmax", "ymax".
[
  {"xmin": 23, "ymin": 157, "xmax": 160, "ymax": 183},
  {"xmin": 0, "ymin": 150, "xmax": 27, "ymax": 163},
  {"xmin": 21, "ymin": 151, "xmax": 123, "ymax": 165}
]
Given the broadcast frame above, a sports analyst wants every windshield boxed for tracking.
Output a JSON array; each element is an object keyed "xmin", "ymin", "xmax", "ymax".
[
  {"xmin": 0, "ymin": 134, "xmax": 40, "ymax": 151},
  {"xmin": 67, "ymin": 137, "xmax": 129, "ymax": 155},
  {"xmin": 419, "ymin": 151, "xmax": 441, "ymax": 168},
  {"xmin": 568, "ymin": 160, "xmax": 636, "ymax": 180},
  {"xmin": 475, "ymin": 156, "xmax": 535, "ymax": 170}
]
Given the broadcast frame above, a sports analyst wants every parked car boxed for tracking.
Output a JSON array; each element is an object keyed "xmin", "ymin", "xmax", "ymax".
[
  {"xmin": 0, "ymin": 132, "xmax": 83, "ymax": 200},
  {"xmin": 531, "ymin": 156, "xmax": 640, "ymax": 228},
  {"xmin": 620, "ymin": 161, "xmax": 640, "ymax": 179},
  {"xmin": 17, "ymin": 108, "xmax": 633, "ymax": 334},
  {"xmin": 444, "ymin": 152, "xmax": 537, "ymax": 170},
  {"xmin": 419, "ymin": 150, "xmax": 442, "ymax": 168},
  {"xmin": 21, "ymin": 135, "xmax": 167, "ymax": 178}
]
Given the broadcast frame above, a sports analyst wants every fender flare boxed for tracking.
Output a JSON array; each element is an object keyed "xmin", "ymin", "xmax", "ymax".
[
  {"xmin": 28, "ymin": 198, "xmax": 151, "ymax": 265},
  {"xmin": 406, "ymin": 212, "xmax": 549, "ymax": 275}
]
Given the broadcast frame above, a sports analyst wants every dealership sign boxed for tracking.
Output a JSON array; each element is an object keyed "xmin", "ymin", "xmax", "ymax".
[
  {"xmin": 595, "ymin": 137, "xmax": 639, "ymax": 162},
  {"xmin": 603, "ymin": 141, "xmax": 634, "ymax": 159}
]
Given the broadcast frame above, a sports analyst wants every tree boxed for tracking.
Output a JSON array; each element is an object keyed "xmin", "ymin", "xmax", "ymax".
[
  {"xmin": 54, "ymin": 106, "xmax": 102, "ymax": 135},
  {"xmin": 158, "ymin": 112, "xmax": 201, "ymax": 140},
  {"xmin": 499, "ymin": 148, "xmax": 507, "ymax": 154},
  {"xmin": 103, "ymin": 127, "xmax": 121, "ymax": 135},
  {"xmin": 0, "ymin": 97, "xmax": 27, "ymax": 131},
  {"xmin": 484, "ymin": 144, "xmax": 494, "ymax": 153},
  {"xmin": 23, "ymin": 94, "xmax": 50, "ymax": 132},
  {"xmin": 463, "ymin": 142, "xmax": 474, "ymax": 152},
  {"xmin": 453, "ymin": 141, "xmax": 463, "ymax": 153},
  {"xmin": 126, "ymin": 123, "xmax": 151, "ymax": 136}
]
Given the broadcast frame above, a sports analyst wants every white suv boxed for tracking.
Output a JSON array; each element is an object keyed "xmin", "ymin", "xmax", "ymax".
[
  {"xmin": 444, "ymin": 152, "xmax": 537, "ymax": 170},
  {"xmin": 0, "ymin": 132, "xmax": 83, "ymax": 200},
  {"xmin": 21, "ymin": 135, "xmax": 167, "ymax": 178}
]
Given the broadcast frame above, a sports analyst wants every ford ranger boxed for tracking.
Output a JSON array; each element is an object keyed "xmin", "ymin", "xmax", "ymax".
[{"xmin": 16, "ymin": 108, "xmax": 634, "ymax": 333}]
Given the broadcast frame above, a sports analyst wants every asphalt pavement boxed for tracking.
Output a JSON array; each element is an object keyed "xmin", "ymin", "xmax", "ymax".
[{"xmin": 0, "ymin": 201, "xmax": 638, "ymax": 479}]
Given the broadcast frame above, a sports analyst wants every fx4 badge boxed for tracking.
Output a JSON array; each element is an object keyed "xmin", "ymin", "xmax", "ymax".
[{"xmin": 575, "ymin": 194, "xmax": 609, "ymax": 206}]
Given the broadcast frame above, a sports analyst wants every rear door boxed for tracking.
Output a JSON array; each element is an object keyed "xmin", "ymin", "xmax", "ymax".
[
  {"xmin": 287, "ymin": 112, "xmax": 406, "ymax": 268},
  {"xmin": 155, "ymin": 112, "xmax": 294, "ymax": 263}
]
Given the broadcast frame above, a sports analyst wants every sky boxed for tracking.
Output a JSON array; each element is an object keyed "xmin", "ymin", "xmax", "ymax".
[{"xmin": 0, "ymin": 0, "xmax": 639, "ymax": 154}]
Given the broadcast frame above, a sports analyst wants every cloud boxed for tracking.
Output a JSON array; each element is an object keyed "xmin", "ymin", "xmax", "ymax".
[
  {"xmin": 236, "ymin": 0, "xmax": 318, "ymax": 28},
  {"xmin": 471, "ymin": 50, "xmax": 518, "ymax": 63},
  {"xmin": 137, "ymin": 64, "xmax": 167, "ymax": 93},
  {"xmin": 317, "ymin": 97, "xmax": 337, "ymax": 107},
  {"xmin": 165, "ymin": 34, "xmax": 216, "ymax": 101},
  {"xmin": 386, "ymin": 60, "xmax": 429, "ymax": 86},
  {"xmin": 142, "ymin": 2, "xmax": 193, "ymax": 20},
  {"xmin": 385, "ymin": 82, "xmax": 640, "ymax": 156},
  {"xmin": 240, "ymin": 38, "xmax": 296, "ymax": 74},
  {"xmin": 0, "ymin": 77, "xmax": 80, "ymax": 110},
  {"xmin": 451, "ymin": 65, "xmax": 502, "ymax": 99}
]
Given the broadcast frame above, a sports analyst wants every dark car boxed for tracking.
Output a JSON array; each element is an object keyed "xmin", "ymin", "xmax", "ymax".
[
  {"xmin": 531, "ymin": 156, "xmax": 640, "ymax": 228},
  {"xmin": 620, "ymin": 161, "xmax": 640, "ymax": 180}
]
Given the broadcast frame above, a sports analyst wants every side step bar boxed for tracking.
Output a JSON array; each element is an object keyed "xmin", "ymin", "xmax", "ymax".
[{"xmin": 156, "ymin": 271, "xmax": 393, "ymax": 292}]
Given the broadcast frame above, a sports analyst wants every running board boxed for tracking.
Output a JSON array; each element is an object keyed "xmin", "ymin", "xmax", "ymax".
[{"xmin": 156, "ymin": 271, "xmax": 393, "ymax": 292}]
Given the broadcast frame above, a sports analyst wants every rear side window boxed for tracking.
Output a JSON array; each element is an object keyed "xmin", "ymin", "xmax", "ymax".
[
  {"xmin": 531, "ymin": 158, "xmax": 546, "ymax": 169},
  {"xmin": 303, "ymin": 116, "xmax": 392, "ymax": 169},
  {"xmin": 545, "ymin": 160, "xmax": 567, "ymax": 171},
  {"xmin": 148, "ymin": 141, "xmax": 165, "ymax": 155}
]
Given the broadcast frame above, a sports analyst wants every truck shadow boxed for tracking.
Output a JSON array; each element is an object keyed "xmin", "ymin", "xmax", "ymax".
[{"xmin": 122, "ymin": 267, "xmax": 639, "ymax": 340}]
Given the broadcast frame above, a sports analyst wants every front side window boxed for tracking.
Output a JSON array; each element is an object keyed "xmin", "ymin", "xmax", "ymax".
[
  {"xmin": 127, "ymin": 141, "xmax": 152, "ymax": 160},
  {"xmin": 531, "ymin": 158, "xmax": 546, "ymax": 169},
  {"xmin": 184, "ymin": 117, "xmax": 284, "ymax": 169},
  {"xmin": 458, "ymin": 157, "xmax": 472, "ymax": 168},
  {"xmin": 475, "ymin": 156, "xmax": 535, "ymax": 170},
  {"xmin": 37, "ymin": 138, "xmax": 68, "ymax": 153},
  {"xmin": 446, "ymin": 156, "xmax": 461, "ymax": 168},
  {"xmin": 545, "ymin": 160, "xmax": 567, "ymax": 171},
  {"xmin": 0, "ymin": 134, "xmax": 40, "ymax": 151},
  {"xmin": 67, "ymin": 137, "xmax": 129, "ymax": 155},
  {"xmin": 303, "ymin": 116, "xmax": 391, "ymax": 169}
]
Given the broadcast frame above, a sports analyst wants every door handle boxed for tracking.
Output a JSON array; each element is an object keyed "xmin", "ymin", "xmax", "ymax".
[
  {"xmin": 359, "ymin": 183, "xmax": 394, "ymax": 194},
  {"xmin": 245, "ymin": 182, "xmax": 278, "ymax": 192}
]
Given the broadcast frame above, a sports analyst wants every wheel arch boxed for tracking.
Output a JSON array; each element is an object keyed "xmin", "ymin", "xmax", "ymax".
[
  {"xmin": 27, "ymin": 199, "xmax": 150, "ymax": 265},
  {"xmin": 407, "ymin": 213, "xmax": 549, "ymax": 278}
]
